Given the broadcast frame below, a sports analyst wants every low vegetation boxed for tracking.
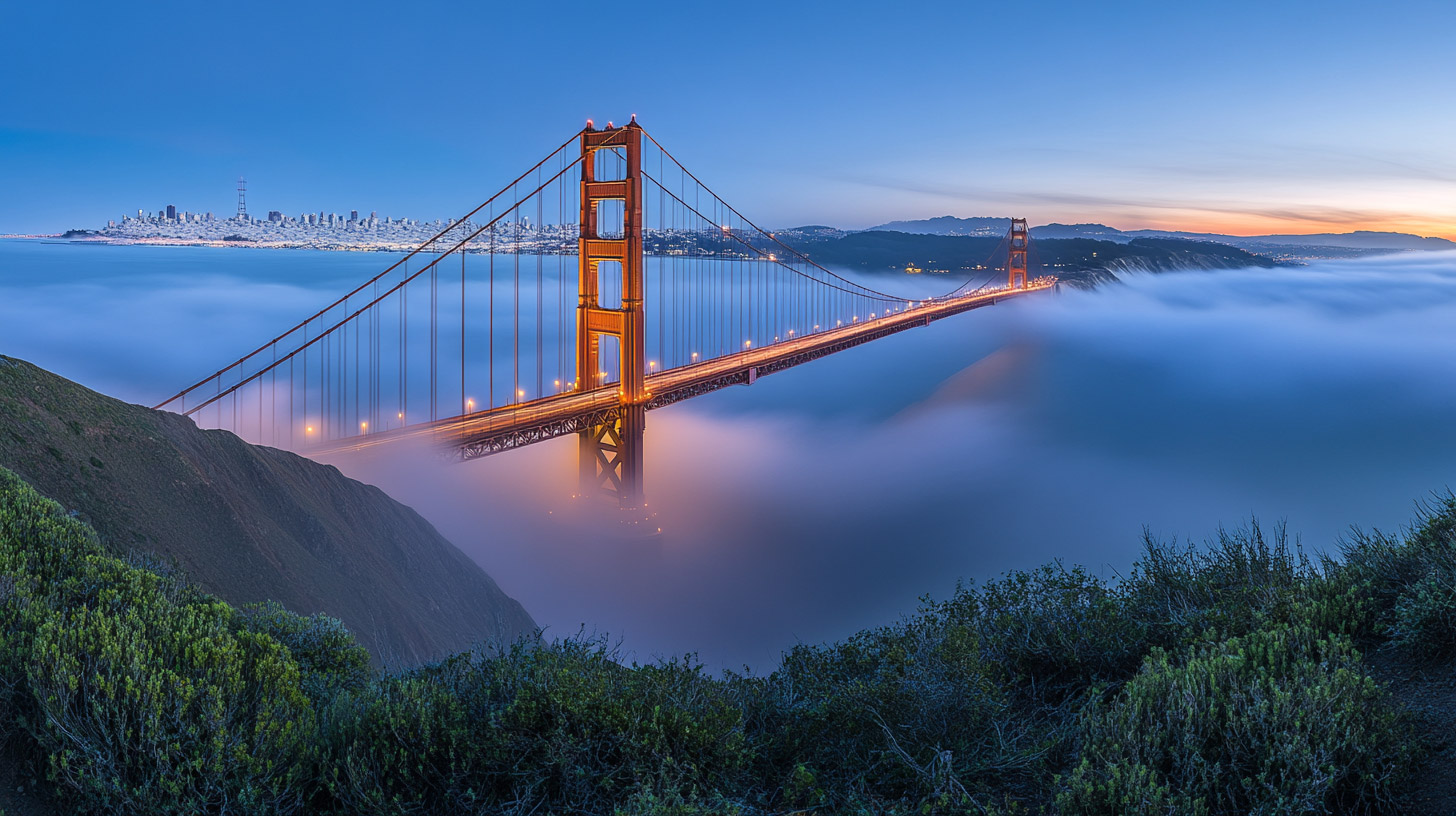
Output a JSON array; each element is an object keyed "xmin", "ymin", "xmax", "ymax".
[{"xmin": 1, "ymin": 464, "xmax": 1450, "ymax": 814}]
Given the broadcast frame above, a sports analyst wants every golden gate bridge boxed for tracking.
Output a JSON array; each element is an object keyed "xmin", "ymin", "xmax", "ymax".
[{"xmin": 155, "ymin": 118, "xmax": 1053, "ymax": 509}]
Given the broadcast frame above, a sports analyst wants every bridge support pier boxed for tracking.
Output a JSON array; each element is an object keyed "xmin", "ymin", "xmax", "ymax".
[
  {"xmin": 576, "ymin": 119, "xmax": 647, "ymax": 508},
  {"xmin": 578, "ymin": 405, "xmax": 645, "ymax": 506}
]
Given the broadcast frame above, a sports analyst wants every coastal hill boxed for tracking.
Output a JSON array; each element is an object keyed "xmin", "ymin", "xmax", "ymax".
[
  {"xmin": 0, "ymin": 355, "xmax": 535, "ymax": 665},
  {"xmin": 863, "ymin": 214, "xmax": 1010, "ymax": 237},
  {"xmin": 864, "ymin": 215, "xmax": 1456, "ymax": 259},
  {"xmin": 779, "ymin": 229, "xmax": 1278, "ymax": 288}
]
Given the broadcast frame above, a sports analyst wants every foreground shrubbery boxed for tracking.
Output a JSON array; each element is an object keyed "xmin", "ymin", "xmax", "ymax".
[
  {"xmin": 0, "ymin": 465, "xmax": 1450, "ymax": 815},
  {"xmin": 0, "ymin": 469, "xmax": 318, "ymax": 814},
  {"xmin": 1061, "ymin": 624, "xmax": 1409, "ymax": 815}
]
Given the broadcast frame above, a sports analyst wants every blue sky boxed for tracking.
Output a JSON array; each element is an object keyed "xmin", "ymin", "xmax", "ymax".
[{"xmin": 2, "ymin": 0, "xmax": 1454, "ymax": 236}]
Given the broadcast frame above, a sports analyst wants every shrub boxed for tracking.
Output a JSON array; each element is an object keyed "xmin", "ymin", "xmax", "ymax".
[
  {"xmin": 1121, "ymin": 520, "xmax": 1322, "ymax": 648},
  {"xmin": 964, "ymin": 564, "xmax": 1151, "ymax": 699},
  {"xmin": 27, "ymin": 586, "xmax": 317, "ymax": 815},
  {"xmin": 239, "ymin": 601, "xmax": 372, "ymax": 702},
  {"xmin": 0, "ymin": 467, "xmax": 319, "ymax": 815},
  {"xmin": 324, "ymin": 638, "xmax": 748, "ymax": 815},
  {"xmin": 1058, "ymin": 624, "xmax": 1412, "ymax": 816},
  {"xmin": 1388, "ymin": 569, "xmax": 1456, "ymax": 659},
  {"xmin": 1341, "ymin": 493, "xmax": 1456, "ymax": 657},
  {"xmin": 748, "ymin": 600, "xmax": 1046, "ymax": 813},
  {"xmin": 322, "ymin": 670, "xmax": 472, "ymax": 814}
]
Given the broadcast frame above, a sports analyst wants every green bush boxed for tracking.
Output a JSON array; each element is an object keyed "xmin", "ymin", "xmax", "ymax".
[
  {"xmin": 1341, "ymin": 494, "xmax": 1456, "ymax": 657},
  {"xmin": 240, "ymin": 601, "xmax": 372, "ymax": 702},
  {"xmin": 0, "ymin": 466, "xmax": 320, "ymax": 815},
  {"xmin": 965, "ymin": 564, "xmax": 1151, "ymax": 699},
  {"xmin": 748, "ymin": 598, "xmax": 1049, "ymax": 813},
  {"xmin": 1058, "ymin": 624, "xmax": 1412, "ymax": 816},
  {"xmin": 1388, "ymin": 568, "xmax": 1456, "ymax": 659},
  {"xmin": 324, "ymin": 638, "xmax": 747, "ymax": 815},
  {"xmin": 1121, "ymin": 521, "xmax": 1322, "ymax": 646},
  {"xmin": 27, "ymin": 584, "xmax": 317, "ymax": 815}
]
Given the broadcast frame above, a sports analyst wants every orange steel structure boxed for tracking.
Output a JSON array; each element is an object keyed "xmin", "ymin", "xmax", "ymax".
[
  {"xmin": 1008, "ymin": 217, "xmax": 1029, "ymax": 289},
  {"xmin": 156, "ymin": 119, "xmax": 1056, "ymax": 516},
  {"xmin": 576, "ymin": 120, "xmax": 647, "ymax": 506}
]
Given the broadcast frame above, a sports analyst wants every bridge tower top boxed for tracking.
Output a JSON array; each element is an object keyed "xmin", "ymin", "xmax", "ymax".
[{"xmin": 1008, "ymin": 217, "xmax": 1029, "ymax": 289}]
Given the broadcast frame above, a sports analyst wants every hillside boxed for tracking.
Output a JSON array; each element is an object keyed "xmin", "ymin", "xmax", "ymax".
[
  {"xmin": 866, "ymin": 216, "xmax": 1456, "ymax": 256},
  {"xmin": 864, "ymin": 214, "xmax": 1009, "ymax": 236},
  {"xmin": 782, "ymin": 230, "xmax": 1278, "ymax": 287},
  {"xmin": 0, "ymin": 355, "xmax": 534, "ymax": 664}
]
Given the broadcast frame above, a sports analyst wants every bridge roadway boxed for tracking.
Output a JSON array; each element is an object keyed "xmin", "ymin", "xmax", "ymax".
[{"xmin": 309, "ymin": 281, "xmax": 1054, "ymax": 461}]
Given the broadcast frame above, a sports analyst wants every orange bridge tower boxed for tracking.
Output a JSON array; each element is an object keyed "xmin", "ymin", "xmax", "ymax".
[
  {"xmin": 576, "ymin": 119, "xmax": 647, "ymax": 507},
  {"xmin": 1008, "ymin": 217, "xmax": 1029, "ymax": 289}
]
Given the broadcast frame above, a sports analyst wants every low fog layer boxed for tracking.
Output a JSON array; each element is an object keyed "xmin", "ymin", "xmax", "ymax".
[{"xmin": 3, "ymin": 239, "xmax": 1454, "ymax": 669}]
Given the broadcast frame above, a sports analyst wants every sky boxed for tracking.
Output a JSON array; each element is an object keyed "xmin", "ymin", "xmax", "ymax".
[{"xmin": 2, "ymin": 1, "xmax": 1455, "ymax": 237}]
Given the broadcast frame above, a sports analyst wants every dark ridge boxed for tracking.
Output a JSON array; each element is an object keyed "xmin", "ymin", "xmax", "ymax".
[{"xmin": 0, "ymin": 355, "xmax": 535, "ymax": 665}]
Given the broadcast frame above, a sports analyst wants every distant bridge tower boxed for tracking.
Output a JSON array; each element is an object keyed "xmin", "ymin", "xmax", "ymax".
[
  {"xmin": 1008, "ymin": 217, "xmax": 1028, "ymax": 289},
  {"xmin": 576, "ymin": 119, "xmax": 647, "ymax": 507}
]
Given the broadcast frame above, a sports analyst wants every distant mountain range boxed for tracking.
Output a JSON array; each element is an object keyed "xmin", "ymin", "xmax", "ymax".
[
  {"xmin": 865, "ymin": 216, "xmax": 1010, "ymax": 237},
  {"xmin": 777, "ymin": 230, "xmax": 1277, "ymax": 288},
  {"xmin": 862, "ymin": 216, "xmax": 1456, "ymax": 255}
]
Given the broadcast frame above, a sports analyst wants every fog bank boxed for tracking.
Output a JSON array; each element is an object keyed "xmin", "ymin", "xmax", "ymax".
[{"xmin": 4, "ymin": 240, "xmax": 1454, "ymax": 669}]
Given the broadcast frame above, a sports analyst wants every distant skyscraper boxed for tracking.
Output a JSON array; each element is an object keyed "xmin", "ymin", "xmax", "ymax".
[
  {"xmin": 166, "ymin": 204, "xmax": 176, "ymax": 220},
  {"xmin": 350, "ymin": 210, "xmax": 359, "ymax": 222}
]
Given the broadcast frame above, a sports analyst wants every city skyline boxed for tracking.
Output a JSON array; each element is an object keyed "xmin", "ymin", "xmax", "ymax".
[{"xmin": 2, "ymin": 1, "xmax": 1454, "ymax": 239}]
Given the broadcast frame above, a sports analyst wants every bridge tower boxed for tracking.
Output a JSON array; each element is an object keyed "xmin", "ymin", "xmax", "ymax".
[
  {"xmin": 1008, "ymin": 218, "xmax": 1029, "ymax": 289},
  {"xmin": 576, "ymin": 119, "xmax": 647, "ymax": 507}
]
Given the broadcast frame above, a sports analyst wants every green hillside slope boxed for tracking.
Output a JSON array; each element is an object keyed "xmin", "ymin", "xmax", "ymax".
[{"xmin": 0, "ymin": 356, "xmax": 534, "ymax": 664}]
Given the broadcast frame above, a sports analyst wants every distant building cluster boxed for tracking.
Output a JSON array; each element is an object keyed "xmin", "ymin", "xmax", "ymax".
[
  {"xmin": 119, "ymin": 204, "xmax": 426, "ymax": 231},
  {"xmin": 89, "ymin": 192, "xmax": 794, "ymax": 258},
  {"xmin": 123, "ymin": 205, "xmax": 216, "ymax": 225},
  {"xmin": 98, "ymin": 196, "xmax": 460, "ymax": 250}
]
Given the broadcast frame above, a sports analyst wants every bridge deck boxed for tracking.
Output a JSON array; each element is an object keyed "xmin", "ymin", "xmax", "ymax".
[{"xmin": 308, "ymin": 281, "xmax": 1053, "ymax": 460}]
